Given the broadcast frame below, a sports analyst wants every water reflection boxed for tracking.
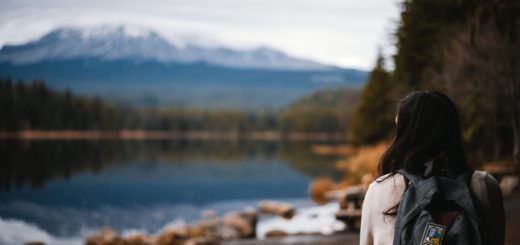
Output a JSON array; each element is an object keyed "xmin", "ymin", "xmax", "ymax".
[
  {"xmin": 0, "ymin": 140, "xmax": 341, "ymax": 191},
  {"xmin": 0, "ymin": 140, "xmax": 341, "ymax": 237}
]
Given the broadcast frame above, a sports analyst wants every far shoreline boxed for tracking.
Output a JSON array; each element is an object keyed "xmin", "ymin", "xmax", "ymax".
[{"xmin": 0, "ymin": 130, "xmax": 346, "ymax": 141}]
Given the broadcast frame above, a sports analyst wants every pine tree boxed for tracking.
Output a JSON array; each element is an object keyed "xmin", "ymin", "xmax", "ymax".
[{"xmin": 348, "ymin": 53, "xmax": 396, "ymax": 145}]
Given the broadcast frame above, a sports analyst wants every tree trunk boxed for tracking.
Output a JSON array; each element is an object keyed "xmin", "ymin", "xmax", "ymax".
[{"xmin": 510, "ymin": 57, "xmax": 520, "ymax": 170}]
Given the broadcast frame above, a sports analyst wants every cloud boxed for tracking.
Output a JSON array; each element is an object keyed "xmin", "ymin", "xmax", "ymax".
[{"xmin": 0, "ymin": 0, "xmax": 400, "ymax": 69}]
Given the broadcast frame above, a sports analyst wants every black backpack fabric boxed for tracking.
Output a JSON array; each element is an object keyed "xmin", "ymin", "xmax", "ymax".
[{"xmin": 392, "ymin": 166, "xmax": 487, "ymax": 245}]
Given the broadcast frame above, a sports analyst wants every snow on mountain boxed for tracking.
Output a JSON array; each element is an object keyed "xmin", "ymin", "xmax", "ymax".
[{"xmin": 0, "ymin": 26, "xmax": 330, "ymax": 71}]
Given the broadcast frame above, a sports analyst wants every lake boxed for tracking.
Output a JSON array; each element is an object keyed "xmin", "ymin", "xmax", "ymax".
[{"xmin": 0, "ymin": 139, "xmax": 342, "ymax": 244}]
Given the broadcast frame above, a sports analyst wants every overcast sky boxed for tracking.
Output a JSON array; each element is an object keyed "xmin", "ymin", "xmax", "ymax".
[{"xmin": 0, "ymin": 0, "xmax": 401, "ymax": 69}]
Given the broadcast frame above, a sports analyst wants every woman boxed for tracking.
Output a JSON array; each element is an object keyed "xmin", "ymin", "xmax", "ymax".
[{"xmin": 359, "ymin": 91, "xmax": 505, "ymax": 245}]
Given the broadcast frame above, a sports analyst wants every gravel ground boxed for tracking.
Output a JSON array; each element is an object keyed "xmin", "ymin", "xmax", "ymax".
[
  {"xmin": 505, "ymin": 195, "xmax": 520, "ymax": 245},
  {"xmin": 223, "ymin": 232, "xmax": 359, "ymax": 245}
]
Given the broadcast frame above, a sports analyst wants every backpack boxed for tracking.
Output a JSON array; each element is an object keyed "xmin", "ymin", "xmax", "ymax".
[{"xmin": 392, "ymin": 166, "xmax": 487, "ymax": 245}]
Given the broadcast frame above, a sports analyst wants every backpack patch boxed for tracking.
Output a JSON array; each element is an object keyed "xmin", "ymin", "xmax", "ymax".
[{"xmin": 420, "ymin": 222, "xmax": 446, "ymax": 245}]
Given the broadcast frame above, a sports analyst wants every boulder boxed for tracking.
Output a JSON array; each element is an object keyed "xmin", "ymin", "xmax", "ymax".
[
  {"xmin": 85, "ymin": 227, "xmax": 126, "ymax": 245},
  {"xmin": 155, "ymin": 226, "xmax": 191, "ymax": 245},
  {"xmin": 222, "ymin": 212, "xmax": 253, "ymax": 238},
  {"xmin": 258, "ymin": 201, "xmax": 295, "ymax": 219},
  {"xmin": 124, "ymin": 234, "xmax": 154, "ymax": 245},
  {"xmin": 196, "ymin": 218, "xmax": 241, "ymax": 240},
  {"xmin": 308, "ymin": 177, "xmax": 336, "ymax": 205}
]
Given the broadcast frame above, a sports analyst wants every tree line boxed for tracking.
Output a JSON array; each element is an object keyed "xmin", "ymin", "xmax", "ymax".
[
  {"xmin": 349, "ymin": 0, "xmax": 520, "ymax": 166},
  {"xmin": 0, "ymin": 78, "xmax": 359, "ymax": 133}
]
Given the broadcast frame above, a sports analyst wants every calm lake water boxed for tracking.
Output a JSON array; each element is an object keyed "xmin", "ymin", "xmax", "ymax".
[{"xmin": 0, "ymin": 140, "xmax": 341, "ymax": 242}]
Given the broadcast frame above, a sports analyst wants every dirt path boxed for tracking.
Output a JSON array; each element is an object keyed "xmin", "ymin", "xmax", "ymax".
[{"xmin": 224, "ymin": 233, "xmax": 359, "ymax": 245}]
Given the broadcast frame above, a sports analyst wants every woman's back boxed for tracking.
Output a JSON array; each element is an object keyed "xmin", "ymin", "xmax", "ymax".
[
  {"xmin": 358, "ymin": 91, "xmax": 505, "ymax": 245},
  {"xmin": 359, "ymin": 171, "xmax": 505, "ymax": 245}
]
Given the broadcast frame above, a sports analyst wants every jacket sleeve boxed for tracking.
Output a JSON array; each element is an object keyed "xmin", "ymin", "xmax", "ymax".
[{"xmin": 359, "ymin": 182, "xmax": 375, "ymax": 245}]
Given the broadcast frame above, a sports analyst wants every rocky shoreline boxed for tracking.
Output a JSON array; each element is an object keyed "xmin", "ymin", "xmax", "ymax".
[
  {"xmin": 20, "ymin": 182, "xmax": 520, "ymax": 245},
  {"xmin": 79, "ymin": 174, "xmax": 520, "ymax": 245},
  {"xmin": 82, "ymin": 201, "xmax": 305, "ymax": 245}
]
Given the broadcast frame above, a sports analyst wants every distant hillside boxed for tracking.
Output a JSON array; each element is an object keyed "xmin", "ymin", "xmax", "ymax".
[
  {"xmin": 280, "ymin": 88, "xmax": 360, "ymax": 132},
  {"xmin": 0, "ymin": 26, "xmax": 367, "ymax": 110},
  {"xmin": 287, "ymin": 88, "xmax": 360, "ymax": 109},
  {"xmin": 1, "ymin": 78, "xmax": 359, "ymax": 134}
]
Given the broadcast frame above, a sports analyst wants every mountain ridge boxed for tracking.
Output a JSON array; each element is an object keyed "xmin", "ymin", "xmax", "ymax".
[{"xmin": 0, "ymin": 26, "xmax": 331, "ymax": 71}]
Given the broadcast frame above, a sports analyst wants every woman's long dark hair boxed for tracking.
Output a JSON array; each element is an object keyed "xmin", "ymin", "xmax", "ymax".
[
  {"xmin": 378, "ymin": 91, "xmax": 471, "ymax": 216},
  {"xmin": 379, "ymin": 91, "xmax": 471, "ymax": 179}
]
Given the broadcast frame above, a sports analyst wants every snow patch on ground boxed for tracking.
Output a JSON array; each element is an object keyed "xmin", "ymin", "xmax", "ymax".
[{"xmin": 257, "ymin": 202, "xmax": 344, "ymax": 238}]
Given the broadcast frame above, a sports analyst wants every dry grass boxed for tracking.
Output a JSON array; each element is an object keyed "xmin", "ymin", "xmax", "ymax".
[
  {"xmin": 308, "ymin": 142, "xmax": 390, "ymax": 205},
  {"xmin": 311, "ymin": 144, "xmax": 357, "ymax": 156},
  {"xmin": 481, "ymin": 161, "xmax": 516, "ymax": 175},
  {"xmin": 335, "ymin": 142, "xmax": 389, "ymax": 188}
]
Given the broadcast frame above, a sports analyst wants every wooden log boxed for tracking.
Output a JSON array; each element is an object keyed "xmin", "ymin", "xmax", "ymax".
[{"xmin": 335, "ymin": 184, "xmax": 366, "ymax": 231}]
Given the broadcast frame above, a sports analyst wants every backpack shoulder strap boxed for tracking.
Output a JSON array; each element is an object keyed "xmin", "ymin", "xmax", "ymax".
[{"xmin": 396, "ymin": 168, "xmax": 422, "ymax": 185}]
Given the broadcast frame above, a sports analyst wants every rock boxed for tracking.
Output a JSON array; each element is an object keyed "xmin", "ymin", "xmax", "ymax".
[
  {"xmin": 242, "ymin": 207, "xmax": 257, "ymax": 221},
  {"xmin": 187, "ymin": 226, "xmax": 206, "ymax": 239},
  {"xmin": 194, "ymin": 219, "xmax": 223, "ymax": 239},
  {"xmin": 85, "ymin": 227, "xmax": 126, "ymax": 245},
  {"xmin": 264, "ymin": 229, "xmax": 288, "ymax": 238},
  {"xmin": 124, "ymin": 234, "xmax": 154, "ymax": 245},
  {"xmin": 308, "ymin": 177, "xmax": 336, "ymax": 205},
  {"xmin": 215, "ymin": 225, "xmax": 241, "ymax": 240},
  {"xmin": 500, "ymin": 175, "xmax": 519, "ymax": 197},
  {"xmin": 241, "ymin": 207, "xmax": 257, "ymax": 238},
  {"xmin": 194, "ymin": 218, "xmax": 239, "ymax": 240},
  {"xmin": 195, "ymin": 208, "xmax": 257, "ymax": 240},
  {"xmin": 184, "ymin": 237, "xmax": 220, "ymax": 245},
  {"xmin": 222, "ymin": 212, "xmax": 253, "ymax": 238},
  {"xmin": 155, "ymin": 226, "xmax": 191, "ymax": 245},
  {"xmin": 258, "ymin": 201, "xmax": 295, "ymax": 219}
]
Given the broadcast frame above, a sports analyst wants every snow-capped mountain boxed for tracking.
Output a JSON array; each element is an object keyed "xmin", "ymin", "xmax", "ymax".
[
  {"xmin": 0, "ymin": 26, "xmax": 329, "ymax": 71},
  {"xmin": 0, "ymin": 26, "xmax": 367, "ymax": 109}
]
